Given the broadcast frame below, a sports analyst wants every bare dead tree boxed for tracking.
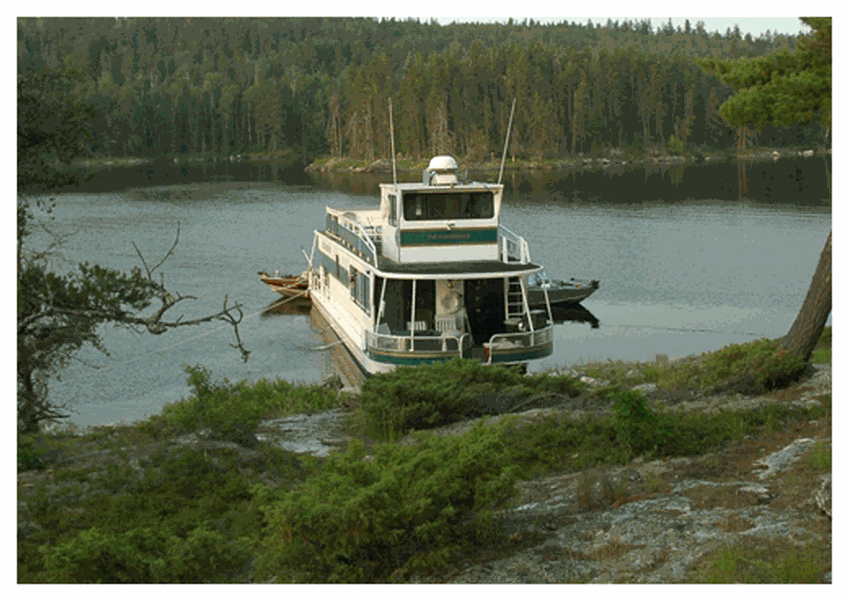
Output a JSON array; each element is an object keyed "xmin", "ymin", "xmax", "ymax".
[{"xmin": 17, "ymin": 211, "xmax": 251, "ymax": 433}]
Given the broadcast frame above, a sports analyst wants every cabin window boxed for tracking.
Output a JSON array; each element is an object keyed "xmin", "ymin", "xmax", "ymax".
[
  {"xmin": 349, "ymin": 266, "xmax": 371, "ymax": 313},
  {"xmin": 402, "ymin": 192, "xmax": 494, "ymax": 221}
]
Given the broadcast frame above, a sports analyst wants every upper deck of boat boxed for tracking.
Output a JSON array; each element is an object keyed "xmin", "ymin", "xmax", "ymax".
[
  {"xmin": 374, "ymin": 254, "xmax": 541, "ymax": 278},
  {"xmin": 378, "ymin": 180, "xmax": 502, "ymax": 192}
]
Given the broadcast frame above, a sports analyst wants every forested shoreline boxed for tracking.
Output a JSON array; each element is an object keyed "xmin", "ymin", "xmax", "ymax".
[{"xmin": 18, "ymin": 17, "xmax": 823, "ymax": 167}]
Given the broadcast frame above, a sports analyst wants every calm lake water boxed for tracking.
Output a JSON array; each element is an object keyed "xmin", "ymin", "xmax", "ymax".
[{"xmin": 28, "ymin": 157, "xmax": 831, "ymax": 428}]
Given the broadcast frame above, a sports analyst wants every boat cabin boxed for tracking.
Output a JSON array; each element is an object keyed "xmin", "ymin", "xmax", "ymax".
[{"xmin": 309, "ymin": 156, "xmax": 554, "ymax": 372}]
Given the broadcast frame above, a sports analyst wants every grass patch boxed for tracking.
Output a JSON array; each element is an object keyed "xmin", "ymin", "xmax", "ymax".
[
  {"xmin": 689, "ymin": 537, "xmax": 830, "ymax": 583},
  {"xmin": 804, "ymin": 440, "xmax": 832, "ymax": 471},
  {"xmin": 810, "ymin": 325, "xmax": 832, "ymax": 364}
]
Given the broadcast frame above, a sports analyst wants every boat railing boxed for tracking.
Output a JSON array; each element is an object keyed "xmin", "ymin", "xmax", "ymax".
[
  {"xmin": 498, "ymin": 225, "xmax": 532, "ymax": 263},
  {"xmin": 365, "ymin": 330, "xmax": 471, "ymax": 356},
  {"xmin": 325, "ymin": 211, "xmax": 379, "ymax": 266},
  {"xmin": 484, "ymin": 325, "xmax": 553, "ymax": 362}
]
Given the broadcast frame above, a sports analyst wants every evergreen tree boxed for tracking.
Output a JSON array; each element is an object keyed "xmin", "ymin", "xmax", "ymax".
[{"xmin": 703, "ymin": 17, "xmax": 831, "ymax": 363}]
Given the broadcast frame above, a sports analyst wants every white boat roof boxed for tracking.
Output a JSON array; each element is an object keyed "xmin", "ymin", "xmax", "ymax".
[
  {"xmin": 379, "ymin": 181, "xmax": 502, "ymax": 192},
  {"xmin": 375, "ymin": 256, "xmax": 542, "ymax": 279}
]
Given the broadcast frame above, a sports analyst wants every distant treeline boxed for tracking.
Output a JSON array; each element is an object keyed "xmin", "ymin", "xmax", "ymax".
[{"xmin": 17, "ymin": 17, "xmax": 823, "ymax": 163}]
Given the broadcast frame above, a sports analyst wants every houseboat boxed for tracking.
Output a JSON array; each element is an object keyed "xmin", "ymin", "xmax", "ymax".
[{"xmin": 307, "ymin": 155, "xmax": 554, "ymax": 375}]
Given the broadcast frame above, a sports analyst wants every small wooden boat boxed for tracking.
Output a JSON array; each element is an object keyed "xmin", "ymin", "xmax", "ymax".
[
  {"xmin": 527, "ymin": 269, "xmax": 599, "ymax": 307},
  {"xmin": 258, "ymin": 270, "xmax": 310, "ymax": 299}
]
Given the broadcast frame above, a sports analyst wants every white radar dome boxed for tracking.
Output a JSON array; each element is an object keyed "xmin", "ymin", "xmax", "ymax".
[{"xmin": 427, "ymin": 156, "xmax": 458, "ymax": 171}]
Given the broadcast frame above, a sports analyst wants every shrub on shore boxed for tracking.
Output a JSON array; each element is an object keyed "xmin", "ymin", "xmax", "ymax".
[
  {"xmin": 348, "ymin": 359, "xmax": 585, "ymax": 440},
  {"xmin": 158, "ymin": 365, "xmax": 340, "ymax": 443},
  {"xmin": 254, "ymin": 424, "xmax": 519, "ymax": 583}
]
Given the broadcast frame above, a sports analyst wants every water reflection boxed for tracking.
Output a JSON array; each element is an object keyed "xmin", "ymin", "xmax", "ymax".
[
  {"xmin": 497, "ymin": 158, "xmax": 830, "ymax": 207},
  {"xmin": 260, "ymin": 297, "xmax": 312, "ymax": 318},
  {"xmin": 550, "ymin": 304, "xmax": 600, "ymax": 329}
]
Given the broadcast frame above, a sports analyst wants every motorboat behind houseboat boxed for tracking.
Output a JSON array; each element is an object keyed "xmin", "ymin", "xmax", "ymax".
[
  {"xmin": 526, "ymin": 269, "xmax": 599, "ymax": 307},
  {"xmin": 307, "ymin": 155, "xmax": 555, "ymax": 375}
]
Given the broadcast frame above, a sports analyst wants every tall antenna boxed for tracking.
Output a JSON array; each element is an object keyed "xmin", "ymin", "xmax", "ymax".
[
  {"xmin": 389, "ymin": 98, "xmax": 397, "ymax": 184},
  {"xmin": 498, "ymin": 97, "xmax": 516, "ymax": 185}
]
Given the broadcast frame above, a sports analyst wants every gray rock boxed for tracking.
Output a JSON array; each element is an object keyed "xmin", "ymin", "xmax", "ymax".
[
  {"xmin": 632, "ymin": 383, "xmax": 658, "ymax": 394},
  {"xmin": 753, "ymin": 438, "xmax": 819, "ymax": 480},
  {"xmin": 815, "ymin": 474, "xmax": 832, "ymax": 519}
]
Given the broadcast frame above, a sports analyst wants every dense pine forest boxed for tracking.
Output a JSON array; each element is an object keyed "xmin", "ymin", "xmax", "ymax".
[{"xmin": 17, "ymin": 17, "xmax": 822, "ymax": 166}]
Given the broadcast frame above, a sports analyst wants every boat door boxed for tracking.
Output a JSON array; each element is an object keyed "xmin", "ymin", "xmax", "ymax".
[{"xmin": 464, "ymin": 278, "xmax": 504, "ymax": 346}]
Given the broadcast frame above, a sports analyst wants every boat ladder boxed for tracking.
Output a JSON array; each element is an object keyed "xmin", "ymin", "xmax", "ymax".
[{"xmin": 505, "ymin": 277, "xmax": 525, "ymax": 321}]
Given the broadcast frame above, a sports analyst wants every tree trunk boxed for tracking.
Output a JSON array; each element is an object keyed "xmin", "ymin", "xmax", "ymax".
[{"xmin": 781, "ymin": 230, "xmax": 832, "ymax": 361}]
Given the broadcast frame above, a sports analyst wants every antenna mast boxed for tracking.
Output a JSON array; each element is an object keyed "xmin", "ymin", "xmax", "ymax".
[
  {"xmin": 389, "ymin": 98, "xmax": 397, "ymax": 184},
  {"xmin": 498, "ymin": 97, "xmax": 516, "ymax": 185}
]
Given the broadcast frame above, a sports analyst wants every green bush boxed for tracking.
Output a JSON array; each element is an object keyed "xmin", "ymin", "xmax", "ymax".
[
  {"xmin": 497, "ymin": 387, "xmax": 818, "ymax": 473},
  {"xmin": 18, "ymin": 434, "xmax": 48, "ymax": 471},
  {"xmin": 653, "ymin": 338, "xmax": 807, "ymax": 395},
  {"xmin": 610, "ymin": 390, "xmax": 664, "ymax": 457},
  {"xmin": 350, "ymin": 359, "xmax": 584, "ymax": 439},
  {"xmin": 161, "ymin": 365, "xmax": 340, "ymax": 443},
  {"xmin": 19, "ymin": 444, "xmax": 296, "ymax": 583},
  {"xmin": 37, "ymin": 525, "xmax": 251, "ymax": 583},
  {"xmin": 254, "ymin": 423, "xmax": 519, "ymax": 583}
]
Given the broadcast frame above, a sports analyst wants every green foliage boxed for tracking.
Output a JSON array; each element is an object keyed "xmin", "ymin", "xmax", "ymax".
[
  {"xmin": 17, "ymin": 434, "xmax": 51, "ymax": 472},
  {"xmin": 160, "ymin": 365, "xmax": 340, "ymax": 443},
  {"xmin": 805, "ymin": 440, "xmax": 831, "ymax": 471},
  {"xmin": 37, "ymin": 525, "xmax": 251, "ymax": 583},
  {"xmin": 610, "ymin": 390, "xmax": 666, "ymax": 456},
  {"xmin": 254, "ymin": 426, "xmax": 519, "ymax": 582},
  {"xmin": 690, "ymin": 538, "xmax": 830, "ymax": 583},
  {"xmin": 17, "ymin": 18, "xmax": 812, "ymax": 163},
  {"xmin": 582, "ymin": 330, "xmax": 829, "ymax": 395},
  {"xmin": 20, "ymin": 442, "xmax": 303, "ymax": 583},
  {"xmin": 17, "ymin": 67, "xmax": 96, "ymax": 191},
  {"xmin": 674, "ymin": 338, "xmax": 807, "ymax": 394},
  {"xmin": 498, "ymin": 387, "xmax": 816, "ymax": 473},
  {"xmin": 810, "ymin": 325, "xmax": 832, "ymax": 364},
  {"xmin": 17, "ymin": 200, "xmax": 163, "ymax": 432},
  {"xmin": 665, "ymin": 134, "xmax": 685, "ymax": 155},
  {"xmin": 19, "ymin": 358, "xmax": 831, "ymax": 583},
  {"xmin": 702, "ymin": 18, "xmax": 831, "ymax": 130},
  {"xmin": 349, "ymin": 359, "xmax": 584, "ymax": 439}
]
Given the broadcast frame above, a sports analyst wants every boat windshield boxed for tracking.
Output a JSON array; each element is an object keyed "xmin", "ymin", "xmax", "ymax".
[
  {"xmin": 403, "ymin": 192, "xmax": 494, "ymax": 221},
  {"xmin": 529, "ymin": 270, "xmax": 549, "ymax": 287}
]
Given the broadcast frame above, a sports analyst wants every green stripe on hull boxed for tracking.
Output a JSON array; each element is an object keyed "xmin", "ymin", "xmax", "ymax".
[
  {"xmin": 367, "ymin": 350, "xmax": 462, "ymax": 366},
  {"xmin": 400, "ymin": 228, "xmax": 498, "ymax": 246}
]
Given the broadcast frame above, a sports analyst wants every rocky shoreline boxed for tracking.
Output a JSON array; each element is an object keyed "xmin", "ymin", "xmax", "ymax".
[
  {"xmin": 18, "ymin": 365, "xmax": 831, "ymax": 583},
  {"xmin": 410, "ymin": 364, "xmax": 833, "ymax": 583},
  {"xmin": 305, "ymin": 148, "xmax": 826, "ymax": 176}
]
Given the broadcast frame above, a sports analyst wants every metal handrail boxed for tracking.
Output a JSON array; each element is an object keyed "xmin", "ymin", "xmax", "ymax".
[
  {"xmin": 326, "ymin": 210, "xmax": 379, "ymax": 266},
  {"xmin": 486, "ymin": 325, "xmax": 553, "ymax": 351},
  {"xmin": 365, "ymin": 330, "xmax": 471, "ymax": 357},
  {"xmin": 497, "ymin": 225, "xmax": 532, "ymax": 263}
]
